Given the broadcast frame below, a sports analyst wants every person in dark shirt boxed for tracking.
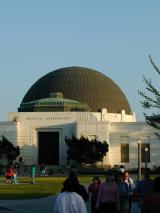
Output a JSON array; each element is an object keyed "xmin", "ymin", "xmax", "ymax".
[
  {"xmin": 61, "ymin": 171, "xmax": 89, "ymax": 202},
  {"xmin": 134, "ymin": 168, "xmax": 154, "ymax": 211},
  {"xmin": 134, "ymin": 168, "xmax": 154, "ymax": 196},
  {"xmin": 88, "ymin": 176, "xmax": 101, "ymax": 213},
  {"xmin": 141, "ymin": 176, "xmax": 160, "ymax": 213}
]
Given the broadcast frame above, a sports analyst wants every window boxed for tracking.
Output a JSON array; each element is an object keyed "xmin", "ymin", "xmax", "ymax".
[
  {"xmin": 121, "ymin": 144, "xmax": 129, "ymax": 163},
  {"xmin": 141, "ymin": 143, "xmax": 150, "ymax": 163}
]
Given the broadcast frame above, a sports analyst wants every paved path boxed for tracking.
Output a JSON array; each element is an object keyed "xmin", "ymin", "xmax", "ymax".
[
  {"xmin": 0, "ymin": 174, "xmax": 141, "ymax": 213},
  {"xmin": 0, "ymin": 196, "xmax": 92, "ymax": 213},
  {"xmin": 0, "ymin": 196, "xmax": 141, "ymax": 213},
  {"xmin": 0, "ymin": 196, "xmax": 55, "ymax": 213}
]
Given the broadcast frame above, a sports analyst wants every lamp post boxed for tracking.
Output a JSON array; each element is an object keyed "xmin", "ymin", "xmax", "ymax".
[
  {"xmin": 145, "ymin": 147, "xmax": 148, "ymax": 169},
  {"xmin": 137, "ymin": 140, "xmax": 141, "ymax": 181}
]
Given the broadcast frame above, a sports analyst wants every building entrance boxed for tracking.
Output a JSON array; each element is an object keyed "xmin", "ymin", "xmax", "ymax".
[{"xmin": 38, "ymin": 132, "xmax": 59, "ymax": 165}]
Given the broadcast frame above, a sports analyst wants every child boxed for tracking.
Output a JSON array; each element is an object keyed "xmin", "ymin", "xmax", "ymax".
[{"xmin": 12, "ymin": 167, "xmax": 18, "ymax": 184}]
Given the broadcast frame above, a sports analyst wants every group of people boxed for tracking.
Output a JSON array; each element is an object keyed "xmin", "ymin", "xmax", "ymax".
[
  {"xmin": 30, "ymin": 163, "xmax": 47, "ymax": 183},
  {"xmin": 4, "ymin": 165, "xmax": 160, "ymax": 212},
  {"xmin": 88, "ymin": 170, "xmax": 135, "ymax": 213},
  {"xmin": 5, "ymin": 164, "xmax": 46, "ymax": 185},
  {"xmin": 54, "ymin": 168, "xmax": 160, "ymax": 213},
  {"xmin": 5, "ymin": 164, "xmax": 36, "ymax": 184}
]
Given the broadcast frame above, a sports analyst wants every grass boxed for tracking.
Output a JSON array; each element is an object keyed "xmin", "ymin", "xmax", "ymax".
[
  {"xmin": 0, "ymin": 184, "xmax": 61, "ymax": 199},
  {"xmin": 1, "ymin": 174, "xmax": 158, "ymax": 199},
  {"xmin": 0, "ymin": 176, "xmax": 96, "ymax": 199}
]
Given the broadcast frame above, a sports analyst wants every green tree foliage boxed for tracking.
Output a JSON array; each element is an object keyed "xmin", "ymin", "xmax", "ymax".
[
  {"xmin": 65, "ymin": 135, "xmax": 109, "ymax": 166},
  {"xmin": 138, "ymin": 55, "xmax": 160, "ymax": 139},
  {"xmin": 0, "ymin": 136, "xmax": 20, "ymax": 164}
]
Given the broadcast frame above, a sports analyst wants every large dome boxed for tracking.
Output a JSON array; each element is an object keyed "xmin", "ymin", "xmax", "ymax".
[{"xmin": 19, "ymin": 66, "xmax": 131, "ymax": 114}]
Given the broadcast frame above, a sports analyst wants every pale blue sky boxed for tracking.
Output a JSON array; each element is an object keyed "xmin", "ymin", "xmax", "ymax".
[{"xmin": 0, "ymin": 0, "xmax": 160, "ymax": 121}]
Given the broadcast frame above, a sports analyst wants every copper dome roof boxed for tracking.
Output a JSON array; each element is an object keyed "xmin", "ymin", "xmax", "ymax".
[{"xmin": 19, "ymin": 66, "xmax": 131, "ymax": 114}]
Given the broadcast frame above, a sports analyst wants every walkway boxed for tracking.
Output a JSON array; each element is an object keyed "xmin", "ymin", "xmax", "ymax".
[
  {"xmin": 0, "ymin": 196, "xmax": 54, "ymax": 213},
  {"xmin": 0, "ymin": 196, "xmax": 140, "ymax": 213}
]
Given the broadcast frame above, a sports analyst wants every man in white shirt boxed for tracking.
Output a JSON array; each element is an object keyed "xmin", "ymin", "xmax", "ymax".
[
  {"xmin": 123, "ymin": 171, "xmax": 135, "ymax": 191},
  {"xmin": 54, "ymin": 178, "xmax": 87, "ymax": 213},
  {"xmin": 119, "ymin": 171, "xmax": 135, "ymax": 213}
]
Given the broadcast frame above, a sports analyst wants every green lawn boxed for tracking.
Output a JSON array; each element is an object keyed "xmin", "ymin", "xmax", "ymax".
[
  {"xmin": 0, "ymin": 176, "xmax": 96, "ymax": 199},
  {"xmin": 1, "ymin": 174, "xmax": 158, "ymax": 199}
]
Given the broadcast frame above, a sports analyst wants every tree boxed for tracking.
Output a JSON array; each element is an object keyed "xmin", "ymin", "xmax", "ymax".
[
  {"xmin": 138, "ymin": 55, "xmax": 160, "ymax": 139},
  {"xmin": 0, "ymin": 136, "xmax": 20, "ymax": 164},
  {"xmin": 65, "ymin": 134, "xmax": 109, "ymax": 166}
]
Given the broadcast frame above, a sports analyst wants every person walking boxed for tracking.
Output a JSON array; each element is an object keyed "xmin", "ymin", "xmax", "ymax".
[
  {"xmin": 123, "ymin": 171, "xmax": 135, "ymax": 191},
  {"xmin": 96, "ymin": 171, "xmax": 120, "ymax": 213},
  {"xmin": 61, "ymin": 171, "xmax": 89, "ymax": 202},
  {"xmin": 54, "ymin": 177, "xmax": 87, "ymax": 213},
  {"xmin": 134, "ymin": 168, "xmax": 154, "ymax": 210},
  {"xmin": 134, "ymin": 168, "xmax": 154, "ymax": 196},
  {"xmin": 12, "ymin": 166, "xmax": 18, "ymax": 184},
  {"xmin": 31, "ymin": 164, "xmax": 36, "ymax": 184},
  {"xmin": 118, "ymin": 170, "xmax": 135, "ymax": 213},
  {"xmin": 141, "ymin": 176, "xmax": 160, "ymax": 213},
  {"xmin": 88, "ymin": 176, "xmax": 101, "ymax": 213},
  {"xmin": 40, "ymin": 163, "xmax": 46, "ymax": 176}
]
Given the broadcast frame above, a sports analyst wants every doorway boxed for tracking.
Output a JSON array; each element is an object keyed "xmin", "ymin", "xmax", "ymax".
[{"xmin": 38, "ymin": 131, "xmax": 59, "ymax": 165}]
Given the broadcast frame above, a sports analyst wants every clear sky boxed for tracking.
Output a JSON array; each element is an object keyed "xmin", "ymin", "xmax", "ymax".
[{"xmin": 0, "ymin": 0, "xmax": 160, "ymax": 121}]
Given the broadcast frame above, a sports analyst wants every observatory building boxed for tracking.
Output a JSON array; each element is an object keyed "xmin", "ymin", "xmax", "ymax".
[{"xmin": 0, "ymin": 66, "xmax": 160, "ymax": 169}]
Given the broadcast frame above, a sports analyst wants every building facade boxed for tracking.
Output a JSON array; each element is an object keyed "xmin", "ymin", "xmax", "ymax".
[{"xmin": 0, "ymin": 66, "xmax": 160, "ymax": 169}]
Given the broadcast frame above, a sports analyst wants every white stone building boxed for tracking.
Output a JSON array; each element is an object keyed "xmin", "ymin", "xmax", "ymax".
[{"xmin": 0, "ymin": 66, "xmax": 160, "ymax": 169}]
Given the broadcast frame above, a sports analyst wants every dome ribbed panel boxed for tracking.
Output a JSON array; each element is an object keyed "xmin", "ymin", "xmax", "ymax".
[{"xmin": 20, "ymin": 66, "xmax": 131, "ymax": 114}]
